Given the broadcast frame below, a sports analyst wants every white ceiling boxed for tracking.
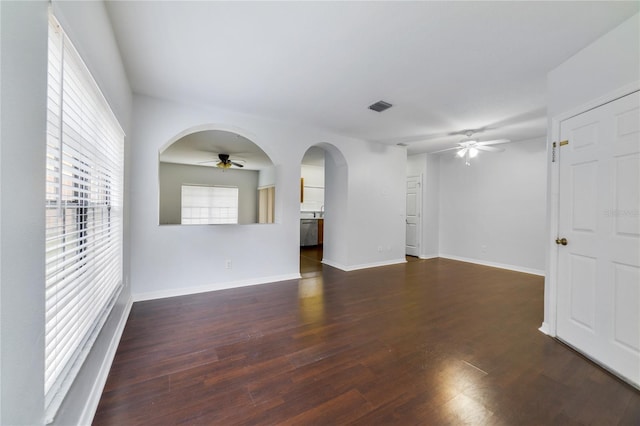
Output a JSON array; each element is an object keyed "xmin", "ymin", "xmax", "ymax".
[
  {"xmin": 159, "ymin": 130, "xmax": 273, "ymax": 170},
  {"xmin": 105, "ymin": 1, "xmax": 638, "ymax": 155}
]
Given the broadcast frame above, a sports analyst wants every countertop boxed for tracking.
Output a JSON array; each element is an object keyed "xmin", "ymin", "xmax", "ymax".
[{"xmin": 300, "ymin": 212, "xmax": 324, "ymax": 220}]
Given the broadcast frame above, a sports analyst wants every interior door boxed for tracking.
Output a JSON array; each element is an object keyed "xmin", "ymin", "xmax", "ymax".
[
  {"xmin": 557, "ymin": 91, "xmax": 640, "ymax": 387},
  {"xmin": 405, "ymin": 175, "xmax": 421, "ymax": 257}
]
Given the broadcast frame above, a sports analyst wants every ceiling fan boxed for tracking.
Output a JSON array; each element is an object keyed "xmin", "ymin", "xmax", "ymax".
[
  {"xmin": 432, "ymin": 131, "xmax": 510, "ymax": 165},
  {"xmin": 200, "ymin": 153, "xmax": 245, "ymax": 169}
]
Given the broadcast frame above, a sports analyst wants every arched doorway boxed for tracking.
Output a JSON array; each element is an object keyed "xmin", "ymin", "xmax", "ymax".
[{"xmin": 299, "ymin": 143, "xmax": 348, "ymax": 275}]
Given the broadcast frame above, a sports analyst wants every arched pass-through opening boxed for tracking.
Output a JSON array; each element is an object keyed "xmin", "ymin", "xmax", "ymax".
[
  {"xmin": 158, "ymin": 127, "xmax": 277, "ymax": 225},
  {"xmin": 299, "ymin": 143, "xmax": 348, "ymax": 275}
]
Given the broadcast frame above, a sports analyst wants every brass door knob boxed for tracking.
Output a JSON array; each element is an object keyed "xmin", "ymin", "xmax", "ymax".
[{"xmin": 555, "ymin": 238, "xmax": 568, "ymax": 246}]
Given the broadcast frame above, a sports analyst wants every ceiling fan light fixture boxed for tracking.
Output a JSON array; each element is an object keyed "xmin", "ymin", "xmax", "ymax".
[
  {"xmin": 469, "ymin": 147, "xmax": 479, "ymax": 158},
  {"xmin": 216, "ymin": 161, "xmax": 232, "ymax": 169},
  {"xmin": 456, "ymin": 149, "xmax": 466, "ymax": 157}
]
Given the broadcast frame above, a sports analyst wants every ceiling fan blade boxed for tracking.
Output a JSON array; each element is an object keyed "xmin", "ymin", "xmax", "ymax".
[
  {"xmin": 476, "ymin": 139, "xmax": 510, "ymax": 146},
  {"xmin": 384, "ymin": 131, "xmax": 455, "ymax": 145},
  {"xmin": 429, "ymin": 146, "xmax": 460, "ymax": 154},
  {"xmin": 231, "ymin": 162, "xmax": 244, "ymax": 167},
  {"xmin": 198, "ymin": 160, "xmax": 217, "ymax": 164},
  {"xmin": 475, "ymin": 145, "xmax": 504, "ymax": 152}
]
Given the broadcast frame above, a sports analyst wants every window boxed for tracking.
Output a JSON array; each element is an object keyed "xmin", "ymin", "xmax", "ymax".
[
  {"xmin": 45, "ymin": 15, "xmax": 124, "ymax": 422},
  {"xmin": 181, "ymin": 185, "xmax": 239, "ymax": 224}
]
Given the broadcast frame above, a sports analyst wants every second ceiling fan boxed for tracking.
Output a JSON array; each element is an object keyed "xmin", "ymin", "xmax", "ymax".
[
  {"xmin": 200, "ymin": 153, "xmax": 245, "ymax": 169},
  {"xmin": 216, "ymin": 153, "xmax": 244, "ymax": 169},
  {"xmin": 433, "ymin": 131, "xmax": 511, "ymax": 165}
]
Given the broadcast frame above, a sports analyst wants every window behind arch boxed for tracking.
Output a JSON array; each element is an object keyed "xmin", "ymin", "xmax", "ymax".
[{"xmin": 181, "ymin": 185, "xmax": 239, "ymax": 224}]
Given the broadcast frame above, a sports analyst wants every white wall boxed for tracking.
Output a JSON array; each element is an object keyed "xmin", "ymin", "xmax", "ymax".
[
  {"xmin": 548, "ymin": 14, "xmax": 640, "ymax": 118},
  {"xmin": 258, "ymin": 165, "xmax": 276, "ymax": 188},
  {"xmin": 423, "ymin": 154, "xmax": 440, "ymax": 258},
  {"xmin": 130, "ymin": 95, "xmax": 406, "ymax": 300},
  {"xmin": 339, "ymin": 140, "xmax": 406, "ymax": 269},
  {"xmin": 543, "ymin": 13, "xmax": 640, "ymax": 334},
  {"xmin": 322, "ymin": 145, "xmax": 349, "ymax": 267},
  {"xmin": 159, "ymin": 162, "xmax": 259, "ymax": 224},
  {"xmin": 406, "ymin": 152, "xmax": 425, "ymax": 177},
  {"xmin": 0, "ymin": 3, "xmax": 48, "ymax": 424},
  {"xmin": 438, "ymin": 137, "xmax": 547, "ymax": 274},
  {"xmin": 0, "ymin": 1, "xmax": 133, "ymax": 424},
  {"xmin": 0, "ymin": 4, "xmax": 3, "ymax": 418}
]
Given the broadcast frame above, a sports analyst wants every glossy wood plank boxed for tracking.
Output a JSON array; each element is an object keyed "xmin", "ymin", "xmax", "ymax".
[{"xmin": 94, "ymin": 252, "xmax": 640, "ymax": 425}]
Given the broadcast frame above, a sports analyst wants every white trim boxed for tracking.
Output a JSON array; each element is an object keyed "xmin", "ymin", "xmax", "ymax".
[
  {"xmin": 322, "ymin": 258, "xmax": 407, "ymax": 272},
  {"xmin": 538, "ymin": 322, "xmax": 552, "ymax": 336},
  {"xmin": 543, "ymin": 82, "xmax": 640, "ymax": 337},
  {"xmin": 79, "ymin": 296, "xmax": 133, "ymax": 426},
  {"xmin": 543, "ymin": 128, "xmax": 561, "ymax": 336},
  {"xmin": 418, "ymin": 253, "xmax": 439, "ymax": 260},
  {"xmin": 320, "ymin": 259, "xmax": 347, "ymax": 270},
  {"xmin": 133, "ymin": 273, "xmax": 301, "ymax": 302},
  {"xmin": 405, "ymin": 174, "xmax": 422, "ymax": 257},
  {"xmin": 555, "ymin": 82, "xmax": 640, "ymax": 122},
  {"xmin": 439, "ymin": 254, "xmax": 545, "ymax": 276}
]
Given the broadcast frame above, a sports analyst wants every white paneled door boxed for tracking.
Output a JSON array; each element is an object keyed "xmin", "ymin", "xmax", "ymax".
[
  {"xmin": 557, "ymin": 91, "xmax": 640, "ymax": 387},
  {"xmin": 406, "ymin": 175, "xmax": 421, "ymax": 257}
]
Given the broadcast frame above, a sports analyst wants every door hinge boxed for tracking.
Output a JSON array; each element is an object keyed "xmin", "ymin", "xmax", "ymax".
[{"xmin": 559, "ymin": 140, "xmax": 569, "ymax": 147}]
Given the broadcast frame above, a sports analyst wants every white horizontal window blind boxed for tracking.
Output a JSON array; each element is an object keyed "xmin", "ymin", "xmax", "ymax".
[
  {"xmin": 181, "ymin": 185, "xmax": 239, "ymax": 224},
  {"xmin": 45, "ymin": 15, "xmax": 124, "ymax": 422}
]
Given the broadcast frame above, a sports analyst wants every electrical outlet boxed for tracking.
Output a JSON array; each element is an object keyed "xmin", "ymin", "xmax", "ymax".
[
  {"xmin": 225, "ymin": 259, "xmax": 232, "ymax": 269},
  {"xmin": 377, "ymin": 246, "xmax": 383, "ymax": 252}
]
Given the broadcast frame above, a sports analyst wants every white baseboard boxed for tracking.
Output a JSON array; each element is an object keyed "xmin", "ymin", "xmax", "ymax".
[
  {"xmin": 418, "ymin": 253, "xmax": 439, "ymax": 260},
  {"xmin": 323, "ymin": 258, "xmax": 406, "ymax": 272},
  {"xmin": 319, "ymin": 258, "xmax": 345, "ymax": 270},
  {"xmin": 133, "ymin": 273, "xmax": 301, "ymax": 302},
  {"xmin": 538, "ymin": 322, "xmax": 553, "ymax": 336},
  {"xmin": 438, "ymin": 254, "xmax": 545, "ymax": 276},
  {"xmin": 79, "ymin": 295, "xmax": 133, "ymax": 426}
]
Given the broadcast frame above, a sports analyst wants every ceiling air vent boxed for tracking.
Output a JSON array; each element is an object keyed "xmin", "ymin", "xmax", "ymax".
[{"xmin": 368, "ymin": 100, "xmax": 393, "ymax": 112}]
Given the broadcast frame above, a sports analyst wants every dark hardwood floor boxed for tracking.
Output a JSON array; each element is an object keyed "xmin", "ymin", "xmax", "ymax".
[
  {"xmin": 94, "ymin": 249, "xmax": 640, "ymax": 425},
  {"xmin": 300, "ymin": 245, "xmax": 325, "ymax": 277}
]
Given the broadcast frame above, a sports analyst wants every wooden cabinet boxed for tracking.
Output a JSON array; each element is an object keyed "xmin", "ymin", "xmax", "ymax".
[{"xmin": 317, "ymin": 219, "xmax": 324, "ymax": 245}]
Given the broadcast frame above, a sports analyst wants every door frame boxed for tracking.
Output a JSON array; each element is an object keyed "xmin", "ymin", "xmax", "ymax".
[
  {"xmin": 405, "ymin": 174, "xmax": 422, "ymax": 257},
  {"xmin": 541, "ymin": 81, "xmax": 640, "ymax": 337}
]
